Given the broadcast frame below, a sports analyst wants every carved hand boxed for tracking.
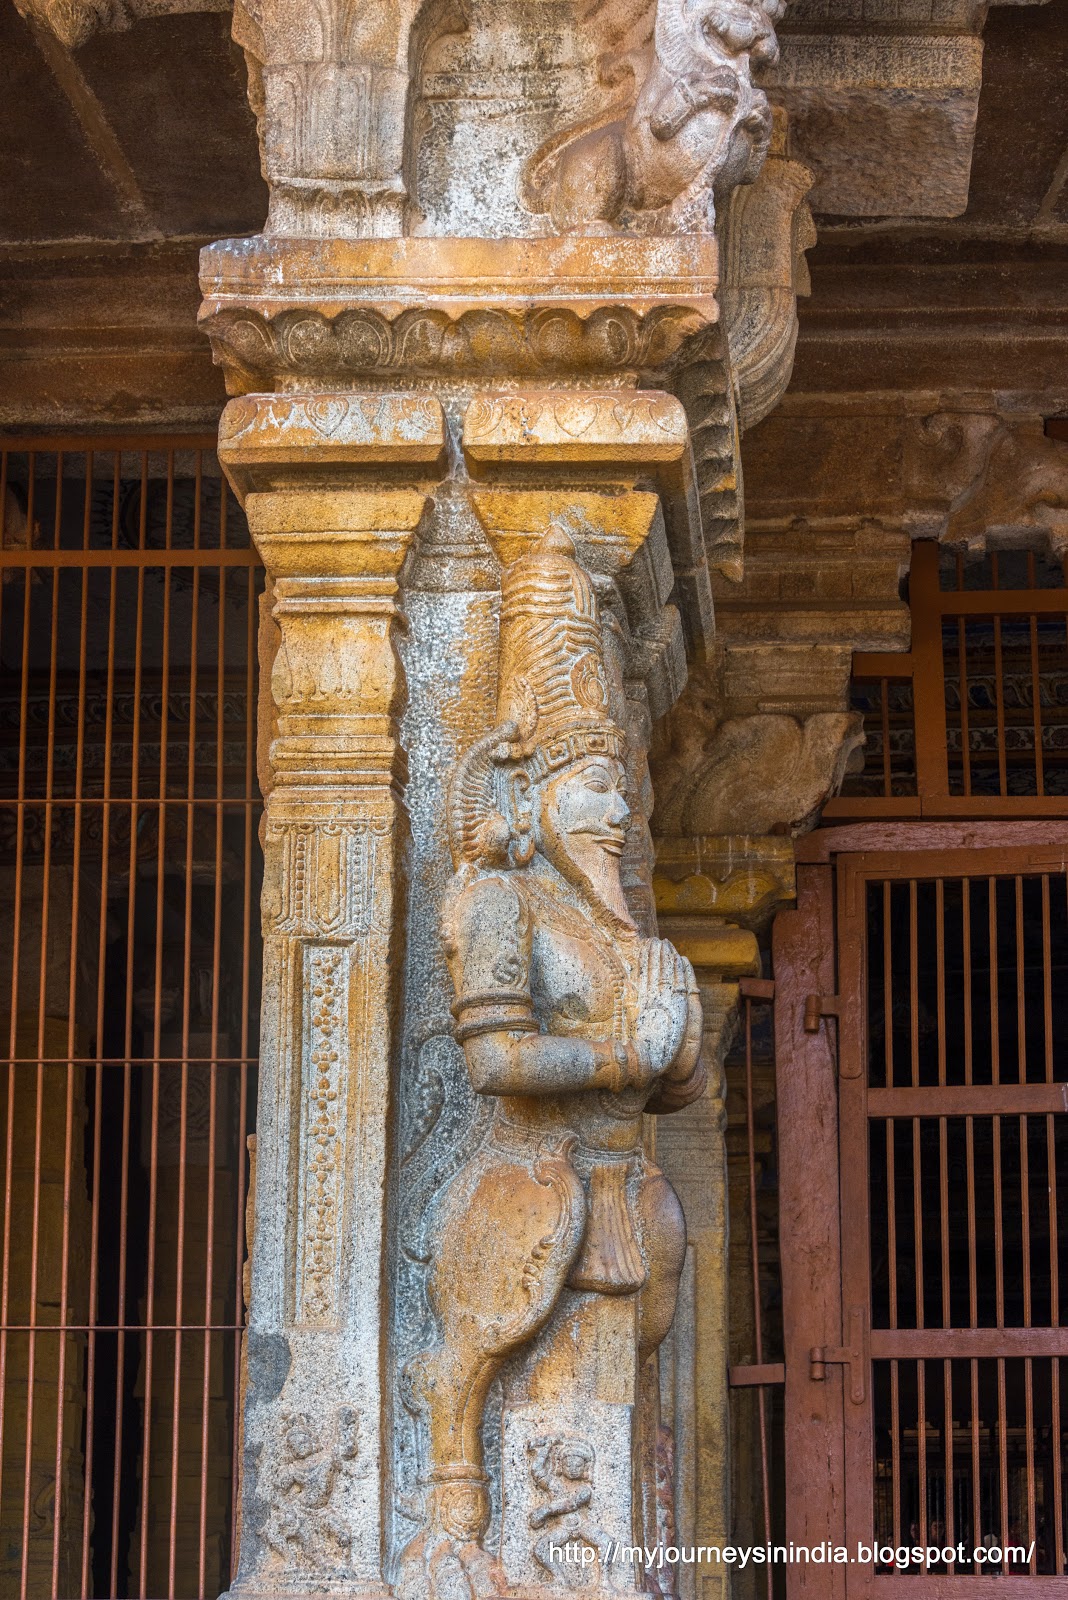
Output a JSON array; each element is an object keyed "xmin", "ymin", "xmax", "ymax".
[
  {"xmin": 634, "ymin": 939, "xmax": 692, "ymax": 1079},
  {"xmin": 663, "ymin": 958, "xmax": 702, "ymax": 1083}
]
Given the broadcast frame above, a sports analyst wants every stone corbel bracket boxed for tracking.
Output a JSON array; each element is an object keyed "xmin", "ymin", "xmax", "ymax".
[
  {"xmin": 199, "ymin": 233, "xmax": 746, "ymax": 588},
  {"xmin": 718, "ymin": 110, "xmax": 815, "ymax": 433},
  {"xmin": 461, "ymin": 389, "xmax": 715, "ymax": 709},
  {"xmin": 653, "ymin": 832, "xmax": 795, "ymax": 932}
]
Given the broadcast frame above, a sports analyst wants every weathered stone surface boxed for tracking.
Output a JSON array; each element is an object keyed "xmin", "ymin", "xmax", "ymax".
[
  {"xmin": 653, "ymin": 704, "xmax": 863, "ymax": 837},
  {"xmin": 719, "ymin": 109, "xmax": 815, "ymax": 430},
  {"xmin": 13, "ymin": 0, "xmax": 225, "ymax": 50},
  {"xmin": 396, "ymin": 527, "xmax": 705, "ymax": 1598},
  {"xmin": 769, "ymin": 34, "xmax": 984, "ymax": 217},
  {"xmin": 653, "ymin": 835, "xmax": 794, "ymax": 929},
  {"xmin": 198, "ymin": 234, "xmax": 724, "ymax": 392},
  {"xmin": 946, "ymin": 419, "xmax": 1068, "ymax": 553},
  {"xmin": 520, "ymin": 0, "xmax": 786, "ymax": 236},
  {"xmin": 768, "ymin": 1, "xmax": 1052, "ymax": 218},
  {"xmin": 218, "ymin": 399, "xmax": 431, "ymax": 1600}
]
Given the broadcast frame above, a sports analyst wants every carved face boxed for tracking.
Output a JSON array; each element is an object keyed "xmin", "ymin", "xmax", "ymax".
[
  {"xmin": 699, "ymin": 0, "xmax": 781, "ymax": 66},
  {"xmin": 526, "ymin": 756, "xmax": 635, "ymax": 926},
  {"xmin": 284, "ymin": 1417, "xmax": 316, "ymax": 1459},
  {"xmin": 534, "ymin": 756, "xmax": 629, "ymax": 861}
]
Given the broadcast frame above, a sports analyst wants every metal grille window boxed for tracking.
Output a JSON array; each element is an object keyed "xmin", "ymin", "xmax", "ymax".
[
  {"xmin": 779, "ymin": 829, "xmax": 1068, "ymax": 1598},
  {"xmin": 863, "ymin": 874, "xmax": 1066, "ymax": 1574},
  {"xmin": 0, "ymin": 441, "xmax": 262, "ymax": 1599},
  {"xmin": 830, "ymin": 543, "xmax": 1068, "ymax": 818}
]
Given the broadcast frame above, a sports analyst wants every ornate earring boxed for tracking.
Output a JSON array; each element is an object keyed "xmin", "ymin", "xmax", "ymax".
[{"xmin": 512, "ymin": 820, "xmax": 535, "ymax": 868}]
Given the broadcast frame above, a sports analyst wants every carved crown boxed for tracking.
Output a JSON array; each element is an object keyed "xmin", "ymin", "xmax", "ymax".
[{"xmin": 447, "ymin": 527, "xmax": 627, "ymax": 870}]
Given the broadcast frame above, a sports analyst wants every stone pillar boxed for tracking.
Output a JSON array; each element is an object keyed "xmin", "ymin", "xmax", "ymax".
[
  {"xmin": 198, "ymin": 1, "xmax": 813, "ymax": 1593},
  {"xmin": 216, "ymin": 394, "xmax": 444, "ymax": 1600},
  {"xmin": 653, "ymin": 838, "xmax": 795, "ymax": 1600}
]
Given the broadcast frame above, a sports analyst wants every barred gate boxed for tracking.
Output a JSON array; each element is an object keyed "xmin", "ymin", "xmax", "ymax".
[{"xmin": 0, "ymin": 440, "xmax": 262, "ymax": 1599}]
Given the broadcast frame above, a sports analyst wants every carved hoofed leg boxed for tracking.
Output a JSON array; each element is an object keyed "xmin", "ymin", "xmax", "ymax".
[{"xmin": 398, "ymin": 1141, "xmax": 586, "ymax": 1596}]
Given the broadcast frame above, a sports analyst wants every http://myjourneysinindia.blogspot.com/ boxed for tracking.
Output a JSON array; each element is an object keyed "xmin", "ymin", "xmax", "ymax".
[{"xmin": 544, "ymin": 1539, "xmax": 1039, "ymax": 1572}]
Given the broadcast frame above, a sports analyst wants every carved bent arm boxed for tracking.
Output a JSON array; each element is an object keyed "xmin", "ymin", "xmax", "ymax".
[
  {"xmin": 444, "ymin": 874, "xmax": 704, "ymax": 1102},
  {"xmin": 461, "ymin": 1025, "xmax": 645, "ymax": 1098}
]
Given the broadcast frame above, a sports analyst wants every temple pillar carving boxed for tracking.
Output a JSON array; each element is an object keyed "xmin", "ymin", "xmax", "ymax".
[
  {"xmin": 216, "ymin": 395, "xmax": 443, "ymax": 1600},
  {"xmin": 200, "ymin": 3, "xmax": 816, "ymax": 1597},
  {"xmin": 653, "ymin": 839, "xmax": 794, "ymax": 1600}
]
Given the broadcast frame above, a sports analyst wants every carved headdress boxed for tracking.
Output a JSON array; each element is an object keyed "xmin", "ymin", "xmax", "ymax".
[{"xmin": 448, "ymin": 526, "xmax": 626, "ymax": 870}]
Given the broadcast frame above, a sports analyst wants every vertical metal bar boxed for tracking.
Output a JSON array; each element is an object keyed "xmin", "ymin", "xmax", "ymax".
[
  {"xmin": 51, "ymin": 539, "xmax": 91, "ymax": 1595},
  {"xmin": 0, "ymin": 555, "xmax": 33, "ymax": 1581},
  {"xmin": 882, "ymin": 880, "xmax": 894, "ymax": 1093},
  {"xmin": 880, "ymin": 677, "xmax": 892, "ymax": 797},
  {"xmin": 958, "ymin": 617, "xmax": 972, "ymax": 797},
  {"xmin": 140, "ymin": 537, "xmax": 172, "ymax": 1600},
  {"xmin": 1053, "ymin": 1354, "xmax": 1065, "ymax": 1576},
  {"xmin": 167, "ymin": 453, "xmax": 190, "ymax": 1600},
  {"xmin": 1029, "ymin": 576, "xmax": 1045, "ymax": 797},
  {"xmin": 1042, "ymin": 876, "xmax": 1054, "ymax": 1084},
  {"xmin": 882, "ymin": 883, "xmax": 902, "ymax": 1548},
  {"xmin": 743, "ymin": 997, "xmax": 773, "ymax": 1600},
  {"xmin": 908, "ymin": 880, "xmax": 928, "ymax": 1543},
  {"xmin": 993, "ymin": 614, "xmax": 1008, "ymax": 799},
  {"xmin": 962, "ymin": 879, "xmax": 981, "ymax": 1568},
  {"xmin": 888, "ymin": 1129, "xmax": 902, "ymax": 1552},
  {"xmin": 1022, "ymin": 1123, "xmax": 1036, "ymax": 1571},
  {"xmin": 910, "ymin": 541, "xmax": 951, "ymax": 802},
  {"xmin": 86, "ymin": 458, "xmax": 119, "ymax": 1597},
  {"xmin": 112, "ymin": 546, "xmax": 146, "ymax": 1599},
  {"xmin": 935, "ymin": 883, "xmax": 955, "ymax": 1566},
  {"xmin": 1050, "ymin": 892, "xmax": 1064, "ymax": 1573},
  {"xmin": 53, "ymin": 449, "xmax": 63, "ymax": 551},
  {"xmin": 986, "ymin": 877, "xmax": 1009, "ymax": 1570},
  {"xmin": 21, "ymin": 558, "xmax": 62, "ymax": 1600}
]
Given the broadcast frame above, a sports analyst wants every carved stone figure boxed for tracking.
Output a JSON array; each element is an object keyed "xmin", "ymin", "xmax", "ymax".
[
  {"xmin": 527, "ymin": 1437, "xmax": 620, "ymax": 1588},
  {"xmin": 261, "ymin": 1407, "xmax": 364, "ymax": 1568},
  {"xmin": 522, "ymin": 0, "xmax": 786, "ymax": 234},
  {"xmin": 397, "ymin": 527, "xmax": 705, "ymax": 1599}
]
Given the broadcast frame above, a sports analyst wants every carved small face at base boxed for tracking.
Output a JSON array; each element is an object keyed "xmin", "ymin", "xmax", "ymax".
[{"xmin": 284, "ymin": 1416, "xmax": 316, "ymax": 1459}]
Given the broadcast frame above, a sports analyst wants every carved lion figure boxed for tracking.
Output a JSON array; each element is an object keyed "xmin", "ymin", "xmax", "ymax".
[{"xmin": 522, "ymin": 0, "xmax": 786, "ymax": 234}]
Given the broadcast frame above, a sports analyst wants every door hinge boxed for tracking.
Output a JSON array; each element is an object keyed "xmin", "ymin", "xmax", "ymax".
[
  {"xmin": 803, "ymin": 992, "xmax": 841, "ymax": 1032},
  {"xmin": 810, "ymin": 1305, "xmax": 868, "ymax": 1404}
]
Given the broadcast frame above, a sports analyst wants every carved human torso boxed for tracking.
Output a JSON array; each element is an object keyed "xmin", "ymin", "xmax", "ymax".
[{"xmin": 444, "ymin": 863, "xmax": 649, "ymax": 1154}]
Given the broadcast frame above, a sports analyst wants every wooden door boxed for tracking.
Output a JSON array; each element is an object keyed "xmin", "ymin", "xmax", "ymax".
[{"xmin": 777, "ymin": 826, "xmax": 1068, "ymax": 1599}]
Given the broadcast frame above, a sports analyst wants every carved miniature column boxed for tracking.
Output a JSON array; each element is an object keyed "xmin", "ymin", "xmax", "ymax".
[
  {"xmin": 216, "ymin": 395, "xmax": 444, "ymax": 1600},
  {"xmin": 653, "ymin": 840, "xmax": 795, "ymax": 1600}
]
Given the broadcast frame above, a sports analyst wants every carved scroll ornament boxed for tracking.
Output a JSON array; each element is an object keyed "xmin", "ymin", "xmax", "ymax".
[{"xmin": 397, "ymin": 526, "xmax": 705, "ymax": 1599}]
